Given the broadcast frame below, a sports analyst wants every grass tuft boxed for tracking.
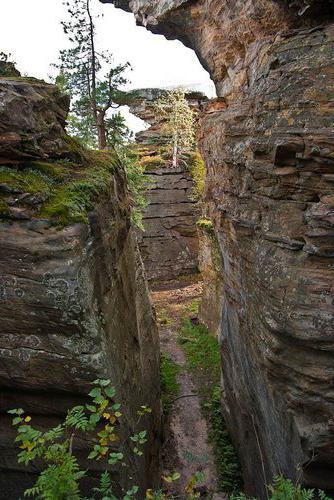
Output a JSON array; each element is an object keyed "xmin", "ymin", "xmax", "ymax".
[{"xmin": 160, "ymin": 353, "xmax": 180, "ymax": 413}]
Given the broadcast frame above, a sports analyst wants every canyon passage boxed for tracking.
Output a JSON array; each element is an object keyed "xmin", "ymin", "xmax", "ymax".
[{"xmin": 1, "ymin": 0, "xmax": 334, "ymax": 498}]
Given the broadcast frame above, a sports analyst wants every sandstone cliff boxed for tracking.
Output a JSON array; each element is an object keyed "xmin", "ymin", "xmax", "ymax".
[
  {"xmin": 121, "ymin": 88, "xmax": 206, "ymax": 281},
  {"xmin": 0, "ymin": 76, "xmax": 161, "ymax": 497},
  {"xmin": 103, "ymin": 1, "xmax": 334, "ymax": 496}
]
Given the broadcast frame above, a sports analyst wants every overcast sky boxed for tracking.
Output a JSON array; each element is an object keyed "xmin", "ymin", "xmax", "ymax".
[{"xmin": 0, "ymin": 0, "xmax": 214, "ymax": 131}]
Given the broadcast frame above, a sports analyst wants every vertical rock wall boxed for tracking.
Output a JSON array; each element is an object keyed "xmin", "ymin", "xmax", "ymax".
[
  {"xmin": 104, "ymin": 1, "xmax": 334, "ymax": 496},
  {"xmin": 0, "ymin": 77, "xmax": 161, "ymax": 497},
  {"xmin": 123, "ymin": 89, "xmax": 205, "ymax": 281}
]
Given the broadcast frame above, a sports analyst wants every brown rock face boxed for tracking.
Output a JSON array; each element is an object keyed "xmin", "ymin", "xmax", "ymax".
[
  {"xmin": 0, "ymin": 79, "xmax": 69, "ymax": 162},
  {"xmin": 104, "ymin": 0, "xmax": 334, "ymax": 496},
  {"xmin": 122, "ymin": 88, "xmax": 205, "ymax": 281},
  {"xmin": 0, "ymin": 78, "xmax": 160, "ymax": 497}
]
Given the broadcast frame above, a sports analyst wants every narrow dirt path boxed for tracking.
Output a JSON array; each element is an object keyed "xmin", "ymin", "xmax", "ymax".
[{"xmin": 151, "ymin": 277, "xmax": 219, "ymax": 498}]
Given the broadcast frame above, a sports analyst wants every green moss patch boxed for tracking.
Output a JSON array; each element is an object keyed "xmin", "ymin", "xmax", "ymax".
[
  {"xmin": 0, "ymin": 166, "xmax": 52, "ymax": 195},
  {"xmin": 160, "ymin": 353, "xmax": 180, "ymax": 413},
  {"xmin": 0, "ymin": 137, "xmax": 119, "ymax": 225}
]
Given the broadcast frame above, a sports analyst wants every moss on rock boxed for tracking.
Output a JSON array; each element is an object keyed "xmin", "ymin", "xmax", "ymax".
[{"xmin": 0, "ymin": 136, "xmax": 119, "ymax": 225}]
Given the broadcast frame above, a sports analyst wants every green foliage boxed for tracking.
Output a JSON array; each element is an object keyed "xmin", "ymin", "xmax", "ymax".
[
  {"xmin": 9, "ymin": 379, "xmax": 151, "ymax": 499},
  {"xmin": 196, "ymin": 217, "xmax": 214, "ymax": 233},
  {"xmin": 118, "ymin": 146, "xmax": 149, "ymax": 229},
  {"xmin": 56, "ymin": 0, "xmax": 130, "ymax": 149},
  {"xmin": 160, "ymin": 353, "xmax": 180, "ymax": 412},
  {"xmin": 204, "ymin": 387, "xmax": 243, "ymax": 492},
  {"xmin": 41, "ymin": 152, "xmax": 117, "ymax": 224},
  {"xmin": 0, "ymin": 51, "xmax": 20, "ymax": 77},
  {"xmin": 10, "ymin": 379, "xmax": 207, "ymax": 500},
  {"xmin": 154, "ymin": 90, "xmax": 195, "ymax": 167},
  {"xmin": 230, "ymin": 475, "xmax": 332, "ymax": 500},
  {"xmin": 187, "ymin": 152, "xmax": 206, "ymax": 201},
  {"xmin": 0, "ymin": 166, "xmax": 53, "ymax": 195}
]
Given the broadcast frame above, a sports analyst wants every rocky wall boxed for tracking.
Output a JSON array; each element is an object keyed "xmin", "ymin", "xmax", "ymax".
[
  {"xmin": 103, "ymin": 1, "xmax": 334, "ymax": 496},
  {"xmin": 122, "ymin": 88, "xmax": 205, "ymax": 281},
  {"xmin": 0, "ymin": 76, "xmax": 161, "ymax": 497}
]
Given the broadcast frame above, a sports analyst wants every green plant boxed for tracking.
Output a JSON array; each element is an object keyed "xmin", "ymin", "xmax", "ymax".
[
  {"xmin": 41, "ymin": 155, "xmax": 116, "ymax": 224},
  {"xmin": 204, "ymin": 387, "xmax": 243, "ymax": 492},
  {"xmin": 230, "ymin": 475, "xmax": 332, "ymax": 500},
  {"xmin": 119, "ymin": 146, "xmax": 149, "ymax": 230},
  {"xmin": 154, "ymin": 90, "xmax": 195, "ymax": 168},
  {"xmin": 160, "ymin": 353, "xmax": 180, "ymax": 412},
  {"xmin": 188, "ymin": 152, "xmax": 206, "ymax": 201},
  {"xmin": 10, "ymin": 379, "xmax": 207, "ymax": 499},
  {"xmin": 196, "ymin": 218, "xmax": 214, "ymax": 233},
  {"xmin": 179, "ymin": 319, "xmax": 220, "ymax": 384},
  {"xmin": 9, "ymin": 379, "xmax": 149, "ymax": 499}
]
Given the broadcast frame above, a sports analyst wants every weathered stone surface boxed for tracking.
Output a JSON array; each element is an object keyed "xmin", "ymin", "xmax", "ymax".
[
  {"xmin": 120, "ymin": 88, "xmax": 204, "ymax": 281},
  {"xmin": 0, "ymin": 79, "xmax": 69, "ymax": 162},
  {"xmin": 138, "ymin": 163, "xmax": 200, "ymax": 280},
  {"xmin": 0, "ymin": 77, "xmax": 161, "ymax": 497},
  {"xmin": 104, "ymin": 0, "xmax": 334, "ymax": 496}
]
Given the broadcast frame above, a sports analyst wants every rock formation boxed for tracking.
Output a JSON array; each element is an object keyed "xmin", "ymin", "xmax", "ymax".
[
  {"xmin": 122, "ymin": 88, "xmax": 206, "ymax": 281},
  {"xmin": 0, "ymin": 76, "xmax": 161, "ymax": 497},
  {"xmin": 103, "ymin": 1, "xmax": 334, "ymax": 496}
]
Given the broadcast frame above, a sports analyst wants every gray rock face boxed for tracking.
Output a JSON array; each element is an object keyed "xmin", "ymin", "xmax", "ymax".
[
  {"xmin": 0, "ymin": 77, "xmax": 161, "ymax": 497},
  {"xmin": 103, "ymin": 0, "xmax": 334, "ymax": 496}
]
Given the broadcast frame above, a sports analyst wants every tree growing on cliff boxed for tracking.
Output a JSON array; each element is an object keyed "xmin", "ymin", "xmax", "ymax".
[
  {"xmin": 56, "ymin": 0, "xmax": 130, "ymax": 149},
  {"xmin": 154, "ymin": 90, "xmax": 195, "ymax": 168}
]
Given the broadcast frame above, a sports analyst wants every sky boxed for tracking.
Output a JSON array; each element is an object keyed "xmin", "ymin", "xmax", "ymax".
[{"xmin": 0, "ymin": 0, "xmax": 215, "ymax": 132}]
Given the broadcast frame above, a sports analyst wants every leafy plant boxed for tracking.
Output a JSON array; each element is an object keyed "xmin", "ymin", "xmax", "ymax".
[
  {"xmin": 10, "ymin": 378, "xmax": 208, "ymax": 499},
  {"xmin": 187, "ymin": 151, "xmax": 206, "ymax": 201},
  {"xmin": 118, "ymin": 146, "xmax": 150, "ymax": 229},
  {"xmin": 9, "ymin": 379, "xmax": 148, "ymax": 499},
  {"xmin": 230, "ymin": 475, "xmax": 332, "ymax": 500}
]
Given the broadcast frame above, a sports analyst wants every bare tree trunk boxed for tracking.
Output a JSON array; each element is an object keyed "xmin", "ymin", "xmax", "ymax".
[
  {"xmin": 97, "ymin": 111, "xmax": 107, "ymax": 149},
  {"xmin": 172, "ymin": 135, "xmax": 178, "ymax": 168}
]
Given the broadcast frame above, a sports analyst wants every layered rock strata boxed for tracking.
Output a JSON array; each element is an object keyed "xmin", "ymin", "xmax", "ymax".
[
  {"xmin": 124, "ymin": 88, "xmax": 206, "ymax": 281},
  {"xmin": 104, "ymin": 1, "xmax": 334, "ymax": 496},
  {"xmin": 0, "ymin": 77, "xmax": 160, "ymax": 497}
]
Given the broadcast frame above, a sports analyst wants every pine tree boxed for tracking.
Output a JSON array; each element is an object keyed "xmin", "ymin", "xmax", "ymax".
[{"xmin": 56, "ymin": 0, "xmax": 130, "ymax": 149}]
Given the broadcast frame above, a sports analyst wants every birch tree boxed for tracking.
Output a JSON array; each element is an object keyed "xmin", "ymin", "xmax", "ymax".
[{"xmin": 154, "ymin": 90, "xmax": 195, "ymax": 168}]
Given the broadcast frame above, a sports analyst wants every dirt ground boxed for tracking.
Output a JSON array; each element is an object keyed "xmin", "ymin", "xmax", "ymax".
[{"xmin": 150, "ymin": 276, "xmax": 220, "ymax": 498}]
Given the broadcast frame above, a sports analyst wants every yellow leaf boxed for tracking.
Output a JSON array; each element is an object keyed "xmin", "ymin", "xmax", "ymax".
[
  {"xmin": 185, "ymin": 477, "xmax": 196, "ymax": 494},
  {"xmin": 99, "ymin": 439, "xmax": 108, "ymax": 446},
  {"xmin": 162, "ymin": 476, "xmax": 172, "ymax": 483},
  {"xmin": 24, "ymin": 416, "xmax": 31, "ymax": 423},
  {"xmin": 109, "ymin": 434, "xmax": 118, "ymax": 442},
  {"xmin": 103, "ymin": 412, "xmax": 111, "ymax": 420},
  {"xmin": 115, "ymin": 411, "xmax": 122, "ymax": 418},
  {"xmin": 109, "ymin": 416, "xmax": 116, "ymax": 424},
  {"xmin": 146, "ymin": 489, "xmax": 154, "ymax": 499}
]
